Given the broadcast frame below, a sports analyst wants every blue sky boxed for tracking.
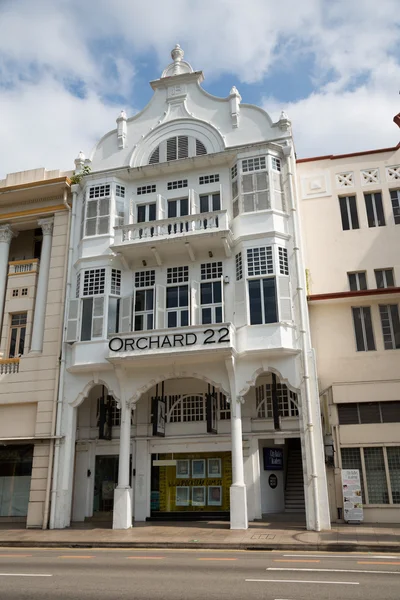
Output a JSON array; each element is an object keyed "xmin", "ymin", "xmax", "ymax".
[{"xmin": 0, "ymin": 0, "xmax": 399, "ymax": 179}]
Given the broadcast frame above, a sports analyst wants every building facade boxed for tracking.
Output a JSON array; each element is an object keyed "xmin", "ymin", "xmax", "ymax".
[
  {"xmin": 50, "ymin": 46, "xmax": 330, "ymax": 531},
  {"xmin": 0, "ymin": 168, "xmax": 71, "ymax": 527},
  {"xmin": 298, "ymin": 144, "xmax": 400, "ymax": 523}
]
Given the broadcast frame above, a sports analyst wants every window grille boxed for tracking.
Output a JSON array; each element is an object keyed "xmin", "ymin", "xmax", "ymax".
[
  {"xmin": 199, "ymin": 174, "xmax": 219, "ymax": 185},
  {"xmin": 111, "ymin": 269, "xmax": 121, "ymax": 295},
  {"xmin": 247, "ymin": 247, "xmax": 273, "ymax": 276},
  {"xmin": 341, "ymin": 447, "xmax": 365, "ymax": 500},
  {"xmin": 278, "ymin": 247, "xmax": 289, "ymax": 275},
  {"xmin": 256, "ymin": 383, "xmax": 299, "ymax": 418},
  {"xmin": 196, "ymin": 139, "xmax": 207, "ymax": 156},
  {"xmin": 235, "ymin": 253, "xmax": 243, "ymax": 281},
  {"xmin": 200, "ymin": 262, "xmax": 223, "ymax": 280},
  {"xmin": 149, "ymin": 146, "xmax": 160, "ymax": 164},
  {"xmin": 12, "ymin": 289, "xmax": 18, "ymax": 297},
  {"xmin": 167, "ymin": 266, "xmax": 189, "ymax": 284},
  {"xmin": 167, "ymin": 179, "xmax": 188, "ymax": 191},
  {"xmin": 271, "ymin": 157, "xmax": 281, "ymax": 172},
  {"xmin": 83, "ymin": 269, "xmax": 106, "ymax": 296},
  {"xmin": 88, "ymin": 184, "xmax": 110, "ymax": 199},
  {"xmin": 386, "ymin": 166, "xmax": 400, "ymax": 181},
  {"xmin": 116, "ymin": 185, "xmax": 125, "ymax": 197},
  {"xmin": 336, "ymin": 172, "xmax": 354, "ymax": 187},
  {"xmin": 231, "ymin": 164, "xmax": 238, "ymax": 179},
  {"xmin": 76, "ymin": 272, "xmax": 81, "ymax": 298},
  {"xmin": 137, "ymin": 184, "xmax": 156, "ymax": 195},
  {"xmin": 361, "ymin": 168, "xmax": 380, "ymax": 185},
  {"xmin": 387, "ymin": 447, "xmax": 400, "ymax": 504},
  {"xmin": 135, "ymin": 270, "xmax": 155, "ymax": 288},
  {"xmin": 21, "ymin": 288, "xmax": 28, "ymax": 296},
  {"xmin": 379, "ymin": 304, "xmax": 400, "ymax": 349},
  {"xmin": 242, "ymin": 157, "xmax": 266, "ymax": 173},
  {"xmin": 168, "ymin": 395, "xmax": 205, "ymax": 423},
  {"xmin": 364, "ymin": 447, "xmax": 389, "ymax": 504}
]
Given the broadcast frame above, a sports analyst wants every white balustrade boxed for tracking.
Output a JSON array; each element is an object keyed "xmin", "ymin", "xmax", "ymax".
[
  {"xmin": 0, "ymin": 359, "xmax": 20, "ymax": 374},
  {"xmin": 116, "ymin": 210, "xmax": 228, "ymax": 244}
]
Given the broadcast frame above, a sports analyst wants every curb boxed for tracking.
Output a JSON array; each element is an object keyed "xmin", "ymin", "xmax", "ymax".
[{"xmin": 0, "ymin": 541, "xmax": 398, "ymax": 552}]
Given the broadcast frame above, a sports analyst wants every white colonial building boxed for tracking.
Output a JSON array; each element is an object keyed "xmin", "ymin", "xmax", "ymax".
[{"xmin": 50, "ymin": 46, "xmax": 330, "ymax": 531}]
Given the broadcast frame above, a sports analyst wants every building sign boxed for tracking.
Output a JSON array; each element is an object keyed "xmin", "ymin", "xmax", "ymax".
[
  {"xmin": 109, "ymin": 327, "xmax": 230, "ymax": 353},
  {"xmin": 263, "ymin": 447, "xmax": 284, "ymax": 471},
  {"xmin": 341, "ymin": 469, "xmax": 364, "ymax": 523},
  {"xmin": 268, "ymin": 474, "xmax": 278, "ymax": 489}
]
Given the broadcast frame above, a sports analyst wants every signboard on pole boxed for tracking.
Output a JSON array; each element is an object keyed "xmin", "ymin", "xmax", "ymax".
[{"xmin": 341, "ymin": 469, "xmax": 364, "ymax": 523}]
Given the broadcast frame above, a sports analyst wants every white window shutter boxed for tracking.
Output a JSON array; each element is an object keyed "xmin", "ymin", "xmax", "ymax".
[
  {"xmin": 66, "ymin": 299, "xmax": 80, "ymax": 343},
  {"xmin": 190, "ymin": 189, "xmax": 200, "ymax": 214},
  {"xmin": 157, "ymin": 194, "xmax": 166, "ymax": 220},
  {"xmin": 278, "ymin": 276, "xmax": 292, "ymax": 321},
  {"xmin": 272, "ymin": 171, "xmax": 284, "ymax": 211},
  {"xmin": 92, "ymin": 296, "xmax": 105, "ymax": 338},
  {"xmin": 155, "ymin": 285, "xmax": 166, "ymax": 329},
  {"xmin": 234, "ymin": 279, "xmax": 247, "ymax": 327},
  {"xmin": 119, "ymin": 296, "xmax": 132, "ymax": 333},
  {"xmin": 191, "ymin": 280, "xmax": 200, "ymax": 325}
]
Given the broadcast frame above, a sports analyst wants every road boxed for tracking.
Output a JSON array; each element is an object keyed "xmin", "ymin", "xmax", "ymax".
[{"xmin": 0, "ymin": 547, "xmax": 399, "ymax": 599}]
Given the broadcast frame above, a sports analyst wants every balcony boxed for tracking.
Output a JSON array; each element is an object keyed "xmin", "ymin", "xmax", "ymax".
[
  {"xmin": 0, "ymin": 359, "xmax": 20, "ymax": 374},
  {"xmin": 112, "ymin": 211, "xmax": 232, "ymax": 263},
  {"xmin": 8, "ymin": 259, "xmax": 39, "ymax": 275}
]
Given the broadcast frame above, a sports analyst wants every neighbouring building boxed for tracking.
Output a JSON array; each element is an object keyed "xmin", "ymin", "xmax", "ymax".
[
  {"xmin": 298, "ymin": 143, "xmax": 400, "ymax": 523},
  {"xmin": 50, "ymin": 45, "xmax": 330, "ymax": 531},
  {"xmin": 0, "ymin": 168, "xmax": 72, "ymax": 527}
]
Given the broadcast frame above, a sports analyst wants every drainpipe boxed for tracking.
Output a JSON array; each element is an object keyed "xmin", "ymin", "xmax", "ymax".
[
  {"xmin": 42, "ymin": 187, "xmax": 72, "ymax": 529},
  {"xmin": 49, "ymin": 184, "xmax": 78, "ymax": 529},
  {"xmin": 286, "ymin": 146, "xmax": 321, "ymax": 532}
]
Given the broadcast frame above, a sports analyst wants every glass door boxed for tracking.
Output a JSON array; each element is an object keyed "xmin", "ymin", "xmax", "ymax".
[{"xmin": 93, "ymin": 455, "xmax": 119, "ymax": 513}]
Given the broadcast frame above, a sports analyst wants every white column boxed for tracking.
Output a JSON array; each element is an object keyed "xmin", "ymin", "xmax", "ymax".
[
  {"xmin": 113, "ymin": 400, "xmax": 132, "ymax": 529},
  {"xmin": 230, "ymin": 397, "xmax": 248, "ymax": 529},
  {"xmin": 0, "ymin": 224, "xmax": 16, "ymax": 335},
  {"xmin": 30, "ymin": 217, "xmax": 54, "ymax": 353}
]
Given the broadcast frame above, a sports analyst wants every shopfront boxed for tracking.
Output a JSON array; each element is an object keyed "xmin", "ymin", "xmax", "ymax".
[
  {"xmin": 0, "ymin": 445, "xmax": 33, "ymax": 518},
  {"xmin": 150, "ymin": 451, "xmax": 231, "ymax": 519}
]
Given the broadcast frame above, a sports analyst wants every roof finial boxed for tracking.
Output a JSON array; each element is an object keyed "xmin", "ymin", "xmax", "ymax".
[{"xmin": 171, "ymin": 44, "xmax": 184, "ymax": 75}]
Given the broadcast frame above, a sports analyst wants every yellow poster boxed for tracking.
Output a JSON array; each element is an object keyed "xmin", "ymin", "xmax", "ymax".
[{"xmin": 156, "ymin": 452, "xmax": 231, "ymax": 512}]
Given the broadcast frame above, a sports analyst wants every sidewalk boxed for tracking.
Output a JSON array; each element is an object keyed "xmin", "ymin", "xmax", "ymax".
[{"xmin": 1, "ymin": 520, "xmax": 400, "ymax": 552}]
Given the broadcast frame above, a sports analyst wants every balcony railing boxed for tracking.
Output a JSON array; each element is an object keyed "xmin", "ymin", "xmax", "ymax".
[
  {"xmin": 0, "ymin": 358, "xmax": 20, "ymax": 374},
  {"xmin": 8, "ymin": 259, "xmax": 39, "ymax": 275},
  {"xmin": 114, "ymin": 211, "xmax": 228, "ymax": 245}
]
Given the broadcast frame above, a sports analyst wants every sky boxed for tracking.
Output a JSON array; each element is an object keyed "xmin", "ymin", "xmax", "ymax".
[{"xmin": 0, "ymin": 0, "xmax": 399, "ymax": 179}]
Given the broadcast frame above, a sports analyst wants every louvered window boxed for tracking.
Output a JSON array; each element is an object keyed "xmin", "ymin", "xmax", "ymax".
[
  {"xmin": 381, "ymin": 401, "xmax": 400, "ymax": 423},
  {"xmin": 149, "ymin": 146, "xmax": 160, "ymax": 164},
  {"xmin": 166, "ymin": 136, "xmax": 189, "ymax": 161},
  {"xmin": 196, "ymin": 139, "xmax": 207, "ymax": 156},
  {"xmin": 242, "ymin": 171, "xmax": 269, "ymax": 212},
  {"xmin": 359, "ymin": 402, "xmax": 381, "ymax": 424},
  {"xmin": 338, "ymin": 403, "xmax": 359, "ymax": 424}
]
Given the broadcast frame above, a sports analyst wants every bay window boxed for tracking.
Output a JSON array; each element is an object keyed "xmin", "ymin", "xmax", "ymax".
[{"xmin": 85, "ymin": 184, "xmax": 111, "ymax": 236}]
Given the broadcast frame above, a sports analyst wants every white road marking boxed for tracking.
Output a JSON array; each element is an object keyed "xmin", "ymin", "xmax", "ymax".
[
  {"xmin": 282, "ymin": 554, "xmax": 400, "ymax": 559},
  {"xmin": 267, "ymin": 567, "xmax": 400, "ymax": 575},
  {"xmin": 0, "ymin": 573, "xmax": 53, "ymax": 577},
  {"xmin": 246, "ymin": 579, "xmax": 359, "ymax": 585}
]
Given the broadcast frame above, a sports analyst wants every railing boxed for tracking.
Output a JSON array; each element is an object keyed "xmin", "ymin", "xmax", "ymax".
[
  {"xmin": 0, "ymin": 358, "xmax": 20, "ymax": 374},
  {"xmin": 8, "ymin": 259, "xmax": 39, "ymax": 275},
  {"xmin": 114, "ymin": 210, "xmax": 228, "ymax": 244}
]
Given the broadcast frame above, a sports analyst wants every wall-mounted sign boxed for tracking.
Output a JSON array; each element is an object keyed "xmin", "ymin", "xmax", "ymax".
[
  {"xmin": 109, "ymin": 327, "xmax": 230, "ymax": 353},
  {"xmin": 268, "ymin": 474, "xmax": 278, "ymax": 489},
  {"xmin": 263, "ymin": 447, "xmax": 284, "ymax": 471},
  {"xmin": 152, "ymin": 397, "xmax": 166, "ymax": 437},
  {"xmin": 341, "ymin": 469, "xmax": 364, "ymax": 523}
]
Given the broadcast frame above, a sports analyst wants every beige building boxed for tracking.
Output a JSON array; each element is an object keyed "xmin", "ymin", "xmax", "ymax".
[
  {"xmin": 298, "ymin": 143, "xmax": 400, "ymax": 523},
  {"xmin": 0, "ymin": 168, "xmax": 71, "ymax": 528}
]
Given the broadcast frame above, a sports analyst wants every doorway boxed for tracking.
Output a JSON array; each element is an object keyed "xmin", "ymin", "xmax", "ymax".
[{"xmin": 93, "ymin": 455, "xmax": 119, "ymax": 514}]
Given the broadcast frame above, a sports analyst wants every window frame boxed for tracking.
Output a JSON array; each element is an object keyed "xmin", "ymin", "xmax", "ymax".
[
  {"xmin": 84, "ymin": 185, "xmax": 111, "ymax": 237},
  {"xmin": 199, "ymin": 192, "xmax": 221, "ymax": 213},
  {"xmin": 379, "ymin": 304, "xmax": 400, "ymax": 350},
  {"xmin": 137, "ymin": 201, "xmax": 156, "ymax": 223},
  {"xmin": 338, "ymin": 195, "xmax": 359, "ymax": 230},
  {"xmin": 364, "ymin": 191, "xmax": 386, "ymax": 227},
  {"xmin": 375, "ymin": 268, "xmax": 395, "ymax": 289},
  {"xmin": 348, "ymin": 271, "xmax": 367, "ymax": 291},
  {"xmin": 8, "ymin": 312, "xmax": 27, "ymax": 358},
  {"xmin": 389, "ymin": 189, "xmax": 400, "ymax": 224},
  {"xmin": 351, "ymin": 306, "xmax": 376, "ymax": 351}
]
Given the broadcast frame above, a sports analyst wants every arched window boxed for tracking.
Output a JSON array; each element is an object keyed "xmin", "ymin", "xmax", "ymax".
[{"xmin": 148, "ymin": 136, "xmax": 208, "ymax": 165}]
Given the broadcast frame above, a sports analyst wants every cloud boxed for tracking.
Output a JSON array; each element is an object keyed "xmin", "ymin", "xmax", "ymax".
[{"xmin": 0, "ymin": 0, "xmax": 399, "ymax": 176}]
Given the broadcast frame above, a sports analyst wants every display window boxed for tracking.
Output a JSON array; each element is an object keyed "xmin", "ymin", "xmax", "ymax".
[{"xmin": 151, "ymin": 451, "xmax": 231, "ymax": 514}]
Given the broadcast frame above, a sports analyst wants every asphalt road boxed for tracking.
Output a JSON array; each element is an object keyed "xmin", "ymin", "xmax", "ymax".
[{"xmin": 0, "ymin": 548, "xmax": 399, "ymax": 599}]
